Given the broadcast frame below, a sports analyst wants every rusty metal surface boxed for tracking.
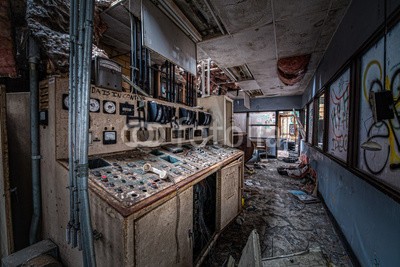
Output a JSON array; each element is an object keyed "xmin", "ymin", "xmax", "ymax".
[{"xmin": 6, "ymin": 92, "xmax": 32, "ymax": 251}]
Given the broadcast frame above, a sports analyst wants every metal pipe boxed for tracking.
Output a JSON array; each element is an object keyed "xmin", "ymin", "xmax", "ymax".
[
  {"xmin": 201, "ymin": 61, "xmax": 205, "ymax": 97},
  {"xmin": 68, "ymin": 0, "xmax": 79, "ymax": 248},
  {"xmin": 130, "ymin": 11, "xmax": 136, "ymax": 92},
  {"xmin": 77, "ymin": 0, "xmax": 96, "ymax": 264},
  {"xmin": 147, "ymin": 50, "xmax": 152, "ymax": 96},
  {"xmin": 138, "ymin": 19, "xmax": 143, "ymax": 89},
  {"xmin": 207, "ymin": 58, "xmax": 210, "ymax": 96},
  {"xmin": 144, "ymin": 48, "xmax": 148, "ymax": 91},
  {"xmin": 28, "ymin": 36, "xmax": 41, "ymax": 245}
]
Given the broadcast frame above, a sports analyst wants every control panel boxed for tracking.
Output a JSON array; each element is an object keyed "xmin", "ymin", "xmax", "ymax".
[
  {"xmin": 88, "ymin": 144, "xmax": 239, "ymax": 208},
  {"xmin": 45, "ymin": 77, "xmax": 211, "ymax": 159}
]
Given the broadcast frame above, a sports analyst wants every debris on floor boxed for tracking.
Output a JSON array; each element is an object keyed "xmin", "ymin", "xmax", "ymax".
[
  {"xmin": 288, "ymin": 190, "xmax": 320, "ymax": 204},
  {"xmin": 204, "ymin": 159, "xmax": 352, "ymax": 267}
]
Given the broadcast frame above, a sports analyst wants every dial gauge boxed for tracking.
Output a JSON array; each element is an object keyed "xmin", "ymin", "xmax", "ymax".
[
  {"xmin": 62, "ymin": 94, "xmax": 69, "ymax": 110},
  {"xmin": 103, "ymin": 101, "xmax": 116, "ymax": 114},
  {"xmin": 89, "ymin": 98, "xmax": 100, "ymax": 113}
]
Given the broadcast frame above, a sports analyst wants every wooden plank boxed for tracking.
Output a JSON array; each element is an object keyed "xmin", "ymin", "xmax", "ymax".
[
  {"xmin": 0, "ymin": 85, "xmax": 13, "ymax": 257},
  {"xmin": 238, "ymin": 230, "xmax": 262, "ymax": 267}
]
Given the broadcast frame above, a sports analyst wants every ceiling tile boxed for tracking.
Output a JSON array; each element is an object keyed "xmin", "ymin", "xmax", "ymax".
[
  {"xmin": 211, "ymin": 0, "xmax": 273, "ymax": 34},
  {"xmin": 275, "ymin": 11, "xmax": 326, "ymax": 57},
  {"xmin": 233, "ymin": 24, "xmax": 276, "ymax": 63},
  {"xmin": 197, "ymin": 35, "xmax": 245, "ymax": 67},
  {"xmin": 247, "ymin": 60, "xmax": 277, "ymax": 79},
  {"xmin": 237, "ymin": 79, "xmax": 260, "ymax": 90},
  {"xmin": 315, "ymin": 7, "xmax": 347, "ymax": 52},
  {"xmin": 273, "ymin": 0, "xmax": 331, "ymax": 22}
]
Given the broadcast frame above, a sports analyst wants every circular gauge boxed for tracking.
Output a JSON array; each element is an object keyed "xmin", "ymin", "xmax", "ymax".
[
  {"xmin": 103, "ymin": 101, "xmax": 116, "ymax": 114},
  {"xmin": 63, "ymin": 94, "xmax": 69, "ymax": 110},
  {"xmin": 89, "ymin": 98, "xmax": 100, "ymax": 113}
]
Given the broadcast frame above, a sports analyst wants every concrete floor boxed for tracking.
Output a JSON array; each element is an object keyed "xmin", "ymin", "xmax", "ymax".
[{"xmin": 205, "ymin": 159, "xmax": 353, "ymax": 266}]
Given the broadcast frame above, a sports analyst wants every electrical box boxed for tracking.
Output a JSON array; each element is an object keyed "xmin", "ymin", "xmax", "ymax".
[
  {"xmin": 92, "ymin": 57, "xmax": 122, "ymax": 91},
  {"xmin": 370, "ymin": 91, "xmax": 394, "ymax": 122}
]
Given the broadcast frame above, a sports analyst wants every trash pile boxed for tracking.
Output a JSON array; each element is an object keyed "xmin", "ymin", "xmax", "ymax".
[{"xmin": 277, "ymin": 154, "xmax": 318, "ymax": 195}]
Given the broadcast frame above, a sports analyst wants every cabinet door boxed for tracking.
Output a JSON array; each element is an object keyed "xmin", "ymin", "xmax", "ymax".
[
  {"xmin": 135, "ymin": 188, "xmax": 193, "ymax": 267},
  {"xmin": 217, "ymin": 160, "xmax": 241, "ymax": 230}
]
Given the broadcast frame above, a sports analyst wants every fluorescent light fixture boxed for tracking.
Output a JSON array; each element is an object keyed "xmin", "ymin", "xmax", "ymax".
[{"xmin": 156, "ymin": 0, "xmax": 202, "ymax": 42}]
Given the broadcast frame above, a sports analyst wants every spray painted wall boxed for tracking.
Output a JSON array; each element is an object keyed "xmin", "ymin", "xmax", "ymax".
[{"xmin": 301, "ymin": 0, "xmax": 400, "ymax": 265}]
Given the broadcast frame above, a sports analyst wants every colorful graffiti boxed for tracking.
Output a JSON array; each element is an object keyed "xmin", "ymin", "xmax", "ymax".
[
  {"xmin": 358, "ymin": 22, "xmax": 400, "ymax": 190},
  {"xmin": 328, "ymin": 69, "xmax": 350, "ymax": 162}
]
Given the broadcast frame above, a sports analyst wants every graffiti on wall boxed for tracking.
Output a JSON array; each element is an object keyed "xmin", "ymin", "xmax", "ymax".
[
  {"xmin": 358, "ymin": 22, "xmax": 400, "ymax": 190},
  {"xmin": 328, "ymin": 68, "xmax": 350, "ymax": 162}
]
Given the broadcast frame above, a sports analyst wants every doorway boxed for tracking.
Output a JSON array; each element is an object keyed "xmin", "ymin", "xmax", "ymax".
[{"xmin": 277, "ymin": 111, "xmax": 299, "ymax": 158}]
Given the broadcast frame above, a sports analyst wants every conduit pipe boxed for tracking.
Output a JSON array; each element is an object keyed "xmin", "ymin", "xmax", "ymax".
[
  {"xmin": 28, "ymin": 36, "xmax": 41, "ymax": 245},
  {"xmin": 68, "ymin": 0, "xmax": 96, "ymax": 265}
]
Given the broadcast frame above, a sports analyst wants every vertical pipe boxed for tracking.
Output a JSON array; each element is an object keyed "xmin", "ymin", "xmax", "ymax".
[
  {"xmin": 201, "ymin": 61, "xmax": 205, "ymax": 97},
  {"xmin": 138, "ymin": 19, "xmax": 143, "ymax": 89},
  {"xmin": 207, "ymin": 58, "xmax": 211, "ymax": 96},
  {"xmin": 129, "ymin": 12, "xmax": 136, "ymax": 92},
  {"xmin": 172, "ymin": 64, "xmax": 176, "ymax": 102},
  {"xmin": 68, "ymin": 0, "xmax": 78, "ymax": 248},
  {"xmin": 28, "ymin": 37, "xmax": 41, "ymax": 245},
  {"xmin": 147, "ymin": 50, "xmax": 152, "ymax": 96},
  {"xmin": 144, "ymin": 48, "xmax": 148, "ymax": 92},
  {"xmin": 78, "ymin": 0, "xmax": 96, "ymax": 264}
]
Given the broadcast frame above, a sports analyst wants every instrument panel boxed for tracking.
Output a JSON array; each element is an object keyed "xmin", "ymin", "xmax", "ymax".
[{"xmin": 88, "ymin": 145, "xmax": 239, "ymax": 208}]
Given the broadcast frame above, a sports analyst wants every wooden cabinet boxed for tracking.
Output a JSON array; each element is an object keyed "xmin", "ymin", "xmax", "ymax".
[
  {"xmin": 198, "ymin": 95, "xmax": 233, "ymax": 146},
  {"xmin": 217, "ymin": 159, "xmax": 243, "ymax": 230},
  {"xmin": 135, "ymin": 188, "xmax": 193, "ymax": 267}
]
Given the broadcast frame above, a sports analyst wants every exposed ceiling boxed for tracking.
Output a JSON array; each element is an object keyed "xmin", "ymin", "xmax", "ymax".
[
  {"xmin": 193, "ymin": 0, "xmax": 351, "ymax": 99},
  {"xmin": 99, "ymin": 0, "xmax": 351, "ymax": 99}
]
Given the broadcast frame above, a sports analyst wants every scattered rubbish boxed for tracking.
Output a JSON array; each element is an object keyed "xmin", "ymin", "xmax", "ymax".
[
  {"xmin": 288, "ymin": 190, "xmax": 320, "ymax": 204},
  {"xmin": 282, "ymin": 157, "xmax": 298, "ymax": 163},
  {"xmin": 245, "ymin": 180, "xmax": 254, "ymax": 186},
  {"xmin": 236, "ymin": 216, "xmax": 245, "ymax": 226}
]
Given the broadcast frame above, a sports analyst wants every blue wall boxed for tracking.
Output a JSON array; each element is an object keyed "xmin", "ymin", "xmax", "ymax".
[
  {"xmin": 300, "ymin": 0, "xmax": 400, "ymax": 265},
  {"xmin": 302, "ymin": 143, "xmax": 400, "ymax": 266},
  {"xmin": 234, "ymin": 95, "xmax": 302, "ymax": 113}
]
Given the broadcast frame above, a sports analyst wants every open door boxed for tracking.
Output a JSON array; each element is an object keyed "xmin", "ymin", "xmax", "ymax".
[{"xmin": 277, "ymin": 111, "xmax": 300, "ymax": 158}]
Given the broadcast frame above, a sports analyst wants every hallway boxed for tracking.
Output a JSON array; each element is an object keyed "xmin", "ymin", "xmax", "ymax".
[{"xmin": 208, "ymin": 160, "xmax": 353, "ymax": 266}]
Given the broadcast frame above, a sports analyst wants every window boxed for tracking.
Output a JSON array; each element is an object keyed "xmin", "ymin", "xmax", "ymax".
[
  {"xmin": 248, "ymin": 112, "xmax": 276, "ymax": 148},
  {"xmin": 316, "ymin": 94, "xmax": 325, "ymax": 149},
  {"xmin": 328, "ymin": 68, "xmax": 350, "ymax": 162},
  {"xmin": 304, "ymin": 106, "xmax": 308, "ymax": 141},
  {"xmin": 357, "ymin": 20, "xmax": 400, "ymax": 191},
  {"xmin": 307, "ymin": 102, "xmax": 314, "ymax": 144},
  {"xmin": 233, "ymin": 113, "xmax": 247, "ymax": 133}
]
